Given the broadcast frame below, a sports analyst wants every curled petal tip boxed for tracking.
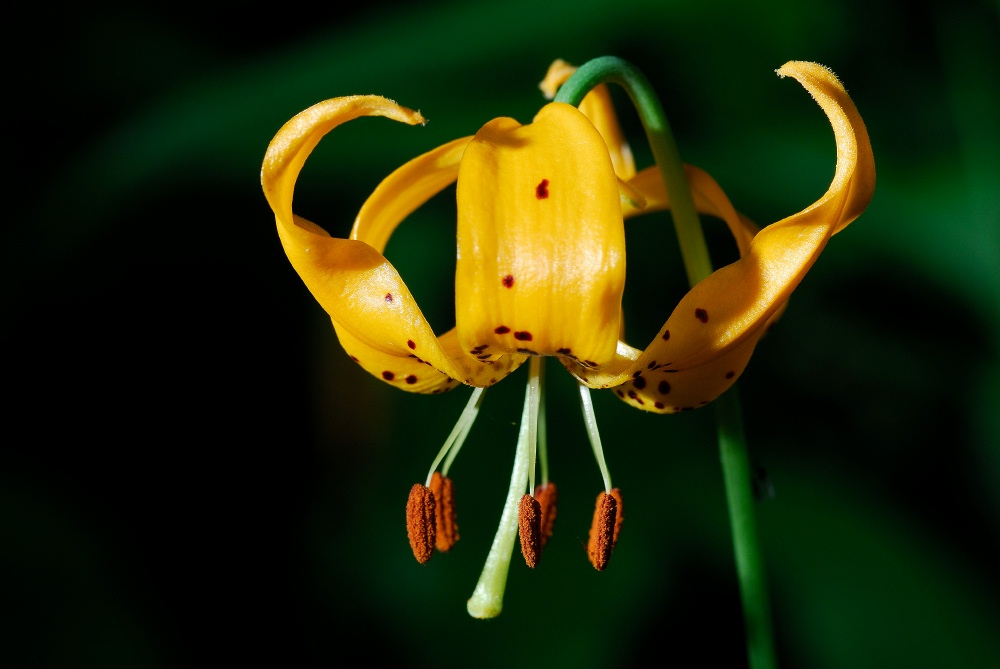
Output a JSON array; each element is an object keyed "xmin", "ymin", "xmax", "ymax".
[
  {"xmin": 775, "ymin": 61, "xmax": 837, "ymax": 82},
  {"xmin": 539, "ymin": 58, "xmax": 575, "ymax": 99}
]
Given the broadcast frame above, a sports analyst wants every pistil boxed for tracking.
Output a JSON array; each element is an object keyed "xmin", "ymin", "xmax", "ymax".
[{"xmin": 466, "ymin": 358, "xmax": 542, "ymax": 618}]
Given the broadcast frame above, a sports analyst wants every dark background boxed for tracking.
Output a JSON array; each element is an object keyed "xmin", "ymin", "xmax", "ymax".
[{"xmin": 4, "ymin": 1, "xmax": 999, "ymax": 667}]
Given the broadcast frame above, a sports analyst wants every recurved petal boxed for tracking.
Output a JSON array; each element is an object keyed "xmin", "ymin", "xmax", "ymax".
[
  {"xmin": 776, "ymin": 61, "xmax": 876, "ymax": 232},
  {"xmin": 625, "ymin": 164, "xmax": 759, "ymax": 257},
  {"xmin": 262, "ymin": 95, "xmax": 425, "ymax": 220},
  {"xmin": 538, "ymin": 59, "xmax": 576, "ymax": 99},
  {"xmin": 263, "ymin": 95, "xmax": 435, "ymax": 359},
  {"xmin": 263, "ymin": 95, "xmax": 526, "ymax": 391},
  {"xmin": 569, "ymin": 62, "xmax": 873, "ymax": 412},
  {"xmin": 352, "ymin": 137, "xmax": 472, "ymax": 252},
  {"xmin": 653, "ymin": 61, "xmax": 874, "ymax": 371}
]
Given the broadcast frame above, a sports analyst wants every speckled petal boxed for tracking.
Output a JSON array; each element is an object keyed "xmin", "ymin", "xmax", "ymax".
[
  {"xmin": 455, "ymin": 102, "xmax": 626, "ymax": 368},
  {"xmin": 262, "ymin": 95, "xmax": 527, "ymax": 392},
  {"xmin": 569, "ymin": 61, "xmax": 874, "ymax": 412}
]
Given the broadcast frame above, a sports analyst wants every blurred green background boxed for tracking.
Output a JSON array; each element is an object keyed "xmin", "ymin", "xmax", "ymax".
[{"xmin": 3, "ymin": 0, "xmax": 998, "ymax": 667}]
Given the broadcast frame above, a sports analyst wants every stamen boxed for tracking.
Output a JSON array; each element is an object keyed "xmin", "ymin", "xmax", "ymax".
[
  {"xmin": 587, "ymin": 490, "xmax": 617, "ymax": 571},
  {"xmin": 579, "ymin": 384, "xmax": 613, "ymax": 492},
  {"xmin": 533, "ymin": 482, "xmax": 558, "ymax": 550},
  {"xmin": 517, "ymin": 494, "xmax": 542, "ymax": 568},
  {"xmin": 609, "ymin": 487, "xmax": 624, "ymax": 546},
  {"xmin": 406, "ymin": 483, "xmax": 436, "ymax": 564},
  {"xmin": 526, "ymin": 357, "xmax": 542, "ymax": 494},
  {"xmin": 467, "ymin": 369, "xmax": 537, "ymax": 619},
  {"xmin": 427, "ymin": 387, "xmax": 486, "ymax": 485},
  {"xmin": 537, "ymin": 360, "xmax": 549, "ymax": 485},
  {"xmin": 430, "ymin": 471, "xmax": 459, "ymax": 552}
]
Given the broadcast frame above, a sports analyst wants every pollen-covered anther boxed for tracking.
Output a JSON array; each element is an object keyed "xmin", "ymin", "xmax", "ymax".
[
  {"xmin": 587, "ymin": 489, "xmax": 622, "ymax": 571},
  {"xmin": 518, "ymin": 494, "xmax": 542, "ymax": 568},
  {"xmin": 609, "ymin": 487, "xmax": 624, "ymax": 545},
  {"xmin": 430, "ymin": 471, "xmax": 460, "ymax": 552},
  {"xmin": 533, "ymin": 482, "xmax": 558, "ymax": 549},
  {"xmin": 406, "ymin": 483, "xmax": 436, "ymax": 564}
]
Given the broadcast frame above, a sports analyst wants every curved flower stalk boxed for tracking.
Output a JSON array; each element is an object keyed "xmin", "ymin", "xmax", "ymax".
[{"xmin": 261, "ymin": 60, "xmax": 874, "ymax": 620}]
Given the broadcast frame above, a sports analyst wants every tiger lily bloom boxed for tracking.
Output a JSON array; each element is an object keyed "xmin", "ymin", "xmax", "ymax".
[{"xmin": 261, "ymin": 59, "xmax": 874, "ymax": 617}]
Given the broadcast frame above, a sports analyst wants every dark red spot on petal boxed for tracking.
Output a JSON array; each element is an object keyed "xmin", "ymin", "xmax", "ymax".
[
  {"xmin": 349, "ymin": 355, "xmax": 359, "ymax": 363},
  {"xmin": 535, "ymin": 179, "xmax": 549, "ymax": 199},
  {"xmin": 502, "ymin": 274, "xmax": 515, "ymax": 288},
  {"xmin": 405, "ymin": 375, "xmax": 418, "ymax": 384},
  {"xmin": 654, "ymin": 402, "xmax": 665, "ymax": 410},
  {"xmin": 695, "ymin": 308, "xmax": 708, "ymax": 323},
  {"xmin": 407, "ymin": 340, "xmax": 416, "ymax": 350},
  {"xmin": 616, "ymin": 390, "xmax": 625, "ymax": 397},
  {"xmin": 382, "ymin": 371, "xmax": 395, "ymax": 381},
  {"xmin": 725, "ymin": 371, "xmax": 735, "ymax": 379},
  {"xmin": 633, "ymin": 376, "xmax": 646, "ymax": 390},
  {"xmin": 385, "ymin": 293, "xmax": 393, "ymax": 303},
  {"xmin": 661, "ymin": 330, "xmax": 670, "ymax": 341},
  {"xmin": 514, "ymin": 331, "xmax": 533, "ymax": 341},
  {"xmin": 658, "ymin": 381, "xmax": 671, "ymax": 395},
  {"xmin": 557, "ymin": 347, "xmax": 572, "ymax": 355},
  {"xmin": 494, "ymin": 326, "xmax": 510, "ymax": 335}
]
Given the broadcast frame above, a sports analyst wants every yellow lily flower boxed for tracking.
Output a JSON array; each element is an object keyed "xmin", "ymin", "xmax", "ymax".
[
  {"xmin": 261, "ymin": 60, "xmax": 874, "ymax": 616},
  {"xmin": 262, "ymin": 61, "xmax": 872, "ymax": 412}
]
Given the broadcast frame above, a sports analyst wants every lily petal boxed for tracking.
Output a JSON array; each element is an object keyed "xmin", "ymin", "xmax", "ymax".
[
  {"xmin": 455, "ymin": 102, "xmax": 627, "ymax": 368},
  {"xmin": 625, "ymin": 164, "xmax": 759, "ymax": 257},
  {"xmin": 263, "ymin": 95, "xmax": 526, "ymax": 393},
  {"xmin": 565, "ymin": 61, "xmax": 874, "ymax": 412},
  {"xmin": 540, "ymin": 59, "xmax": 636, "ymax": 180}
]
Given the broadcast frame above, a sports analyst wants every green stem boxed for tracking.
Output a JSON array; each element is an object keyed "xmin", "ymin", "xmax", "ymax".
[
  {"xmin": 558, "ymin": 56, "xmax": 776, "ymax": 668},
  {"xmin": 554, "ymin": 56, "xmax": 713, "ymax": 285},
  {"xmin": 716, "ymin": 387, "xmax": 777, "ymax": 669}
]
